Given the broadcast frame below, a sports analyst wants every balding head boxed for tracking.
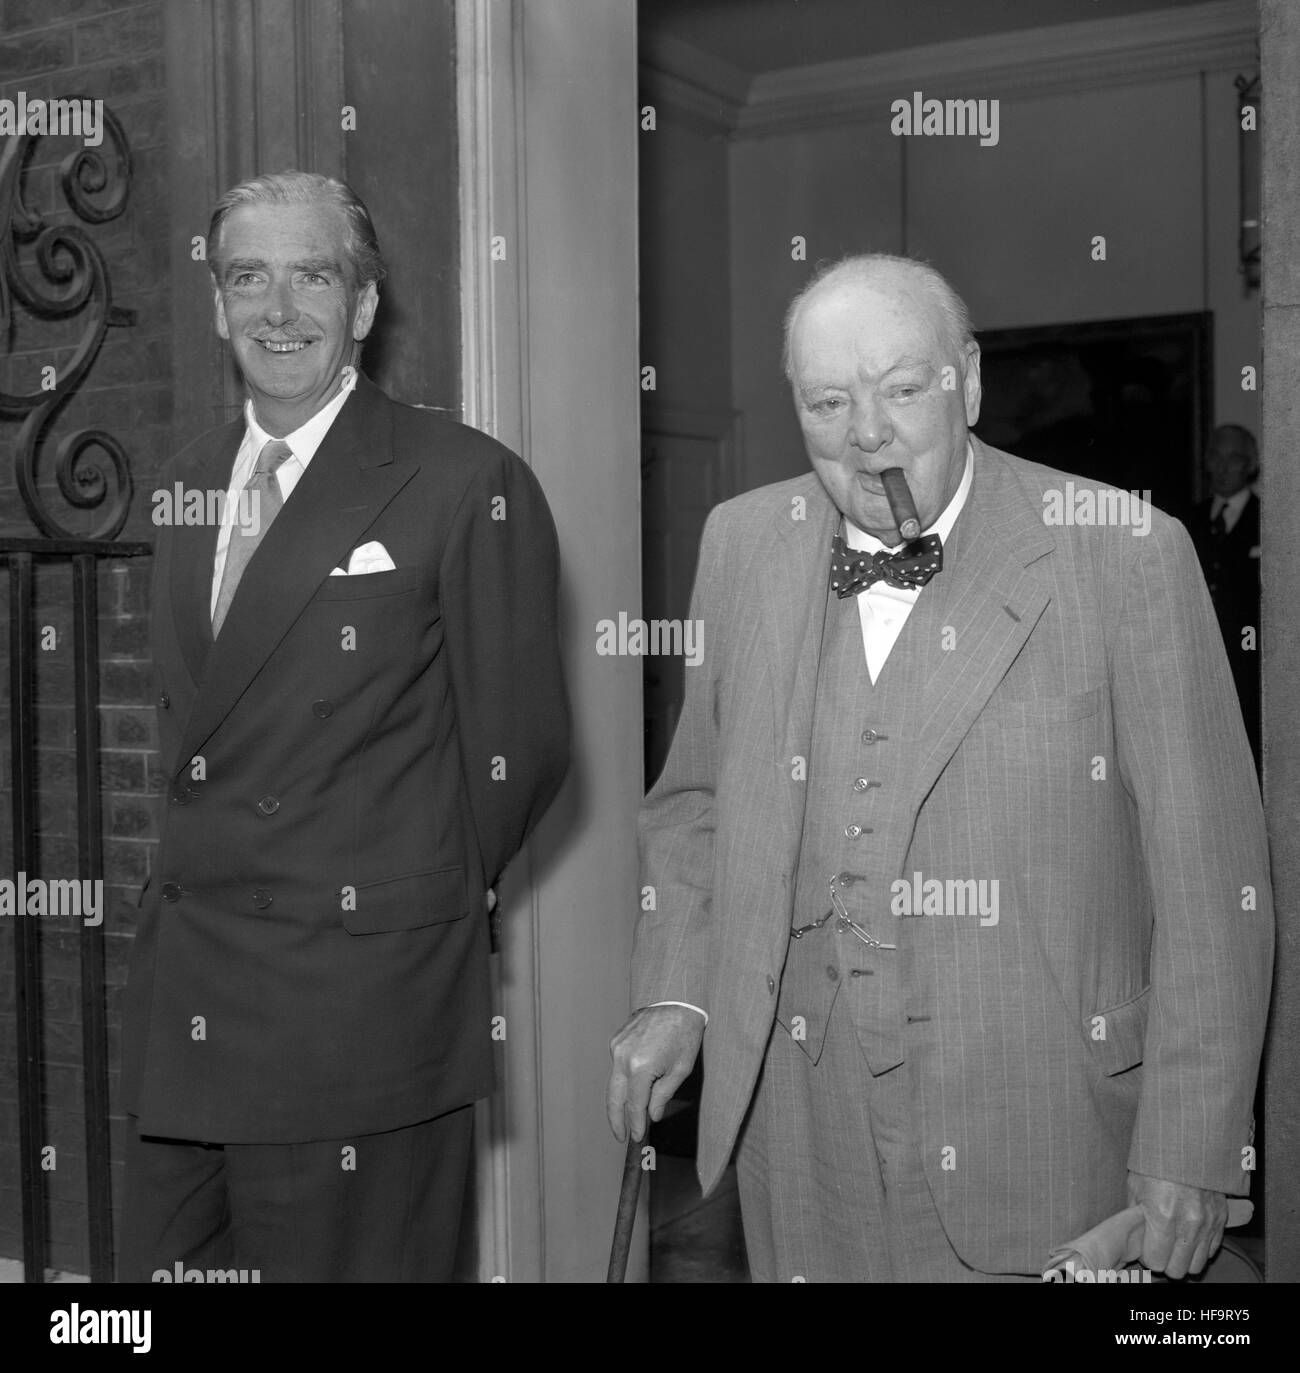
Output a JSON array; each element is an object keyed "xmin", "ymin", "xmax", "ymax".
[
  {"xmin": 785, "ymin": 253, "xmax": 981, "ymax": 544},
  {"xmin": 783, "ymin": 254, "xmax": 974, "ymax": 383},
  {"xmin": 1205, "ymin": 423, "xmax": 1259, "ymax": 499}
]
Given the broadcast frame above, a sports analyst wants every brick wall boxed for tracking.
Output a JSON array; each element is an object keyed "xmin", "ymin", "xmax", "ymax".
[{"xmin": 0, "ymin": 0, "xmax": 169, "ymax": 1274}]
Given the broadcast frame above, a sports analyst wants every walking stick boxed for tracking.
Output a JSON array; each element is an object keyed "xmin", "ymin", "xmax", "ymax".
[{"xmin": 606, "ymin": 1132, "xmax": 644, "ymax": 1282}]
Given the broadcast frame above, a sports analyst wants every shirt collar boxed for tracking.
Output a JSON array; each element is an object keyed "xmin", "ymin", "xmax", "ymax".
[
  {"xmin": 843, "ymin": 438, "xmax": 975, "ymax": 553},
  {"xmin": 244, "ymin": 365, "xmax": 358, "ymax": 463},
  {"xmin": 1212, "ymin": 486, "xmax": 1251, "ymax": 521}
]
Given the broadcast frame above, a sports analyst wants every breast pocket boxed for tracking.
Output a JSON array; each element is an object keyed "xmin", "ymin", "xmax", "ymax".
[
  {"xmin": 991, "ymin": 683, "xmax": 1105, "ymax": 728},
  {"xmin": 343, "ymin": 867, "xmax": 468, "ymax": 935},
  {"xmin": 314, "ymin": 568, "xmax": 422, "ymax": 601}
]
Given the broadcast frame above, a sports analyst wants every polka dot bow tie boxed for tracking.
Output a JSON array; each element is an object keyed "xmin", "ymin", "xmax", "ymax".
[{"xmin": 830, "ymin": 531, "xmax": 944, "ymax": 598}]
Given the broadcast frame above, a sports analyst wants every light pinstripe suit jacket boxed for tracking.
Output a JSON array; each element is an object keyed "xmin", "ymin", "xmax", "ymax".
[{"xmin": 632, "ymin": 437, "xmax": 1274, "ymax": 1273}]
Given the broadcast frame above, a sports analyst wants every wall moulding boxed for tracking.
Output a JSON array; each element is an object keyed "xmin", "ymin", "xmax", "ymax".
[{"xmin": 643, "ymin": 0, "xmax": 1258, "ymax": 141}]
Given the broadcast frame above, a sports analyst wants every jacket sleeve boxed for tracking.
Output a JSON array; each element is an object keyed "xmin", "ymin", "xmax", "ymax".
[
  {"xmin": 1112, "ymin": 514, "xmax": 1273, "ymax": 1195},
  {"xmin": 631, "ymin": 505, "xmax": 729, "ymax": 1013},
  {"xmin": 440, "ymin": 440, "xmax": 570, "ymax": 891}
]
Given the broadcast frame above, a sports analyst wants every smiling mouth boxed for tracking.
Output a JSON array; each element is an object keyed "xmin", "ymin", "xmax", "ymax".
[{"xmin": 253, "ymin": 338, "xmax": 315, "ymax": 353}]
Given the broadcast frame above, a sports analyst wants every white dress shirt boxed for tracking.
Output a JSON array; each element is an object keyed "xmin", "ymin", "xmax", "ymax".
[
  {"xmin": 841, "ymin": 439, "xmax": 974, "ymax": 683},
  {"xmin": 209, "ymin": 367, "xmax": 358, "ymax": 618},
  {"xmin": 1210, "ymin": 486, "xmax": 1252, "ymax": 536},
  {"xmin": 654, "ymin": 442, "xmax": 976, "ymax": 1025}
]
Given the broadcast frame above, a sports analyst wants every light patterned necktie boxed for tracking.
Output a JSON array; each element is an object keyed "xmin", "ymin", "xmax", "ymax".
[{"xmin": 211, "ymin": 437, "xmax": 292, "ymax": 635}]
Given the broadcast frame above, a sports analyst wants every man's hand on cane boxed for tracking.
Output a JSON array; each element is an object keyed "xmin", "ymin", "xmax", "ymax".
[{"xmin": 607, "ymin": 1005, "xmax": 705, "ymax": 1142}]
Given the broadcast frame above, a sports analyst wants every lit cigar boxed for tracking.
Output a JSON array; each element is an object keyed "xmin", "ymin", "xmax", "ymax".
[{"xmin": 881, "ymin": 467, "xmax": 922, "ymax": 541}]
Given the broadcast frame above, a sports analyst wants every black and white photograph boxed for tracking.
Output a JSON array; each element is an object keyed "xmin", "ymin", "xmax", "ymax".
[{"xmin": 0, "ymin": 0, "xmax": 1293, "ymax": 1348}]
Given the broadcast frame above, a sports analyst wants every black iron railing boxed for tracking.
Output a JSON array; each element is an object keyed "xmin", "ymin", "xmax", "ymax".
[{"xmin": 1, "ymin": 101, "xmax": 148, "ymax": 1283}]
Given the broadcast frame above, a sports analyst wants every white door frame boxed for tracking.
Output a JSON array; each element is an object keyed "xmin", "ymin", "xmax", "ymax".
[{"xmin": 456, "ymin": 0, "xmax": 646, "ymax": 1283}]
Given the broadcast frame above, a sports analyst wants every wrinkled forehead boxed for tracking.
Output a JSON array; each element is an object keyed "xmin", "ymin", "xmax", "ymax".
[
  {"xmin": 216, "ymin": 200, "xmax": 351, "ymax": 265},
  {"xmin": 792, "ymin": 277, "xmax": 949, "ymax": 383}
]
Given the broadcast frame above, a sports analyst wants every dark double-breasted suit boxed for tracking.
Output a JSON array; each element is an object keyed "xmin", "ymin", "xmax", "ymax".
[{"xmin": 123, "ymin": 374, "xmax": 568, "ymax": 1145}]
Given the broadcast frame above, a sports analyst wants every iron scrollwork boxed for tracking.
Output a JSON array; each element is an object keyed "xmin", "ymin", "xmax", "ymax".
[{"xmin": 0, "ymin": 100, "xmax": 136, "ymax": 540}]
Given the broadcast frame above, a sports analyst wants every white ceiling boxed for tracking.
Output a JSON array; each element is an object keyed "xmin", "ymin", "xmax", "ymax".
[{"xmin": 641, "ymin": 0, "xmax": 1232, "ymax": 74}]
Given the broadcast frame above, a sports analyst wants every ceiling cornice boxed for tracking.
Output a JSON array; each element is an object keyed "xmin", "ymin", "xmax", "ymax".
[
  {"xmin": 640, "ymin": 0, "xmax": 1258, "ymax": 141},
  {"xmin": 638, "ymin": 31, "xmax": 750, "ymax": 135}
]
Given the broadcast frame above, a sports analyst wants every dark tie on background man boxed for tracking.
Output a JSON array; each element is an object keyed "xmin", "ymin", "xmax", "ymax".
[
  {"xmin": 212, "ymin": 437, "xmax": 292, "ymax": 635},
  {"xmin": 1210, "ymin": 502, "xmax": 1227, "ymax": 542}
]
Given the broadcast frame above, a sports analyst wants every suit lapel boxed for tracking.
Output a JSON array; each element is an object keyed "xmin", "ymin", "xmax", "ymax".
[
  {"xmin": 171, "ymin": 376, "xmax": 418, "ymax": 778},
  {"xmin": 169, "ymin": 422, "xmax": 243, "ymax": 687},
  {"xmin": 904, "ymin": 438, "xmax": 1056, "ymax": 811}
]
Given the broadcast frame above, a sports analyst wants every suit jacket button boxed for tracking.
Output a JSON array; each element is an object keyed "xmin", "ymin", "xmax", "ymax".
[
  {"xmin": 161, "ymin": 882, "xmax": 182, "ymax": 902},
  {"xmin": 253, "ymin": 889, "xmax": 273, "ymax": 909},
  {"xmin": 311, "ymin": 700, "xmax": 334, "ymax": 718},
  {"xmin": 826, "ymin": 965, "xmax": 839, "ymax": 981},
  {"xmin": 845, "ymin": 824, "xmax": 864, "ymax": 839},
  {"xmin": 158, "ymin": 693, "xmax": 170, "ymax": 710},
  {"xmin": 170, "ymin": 784, "xmax": 191, "ymax": 805},
  {"xmin": 766, "ymin": 975, "xmax": 776, "ymax": 994},
  {"xmin": 861, "ymin": 728, "xmax": 884, "ymax": 744},
  {"xmin": 257, "ymin": 795, "xmax": 280, "ymax": 815}
]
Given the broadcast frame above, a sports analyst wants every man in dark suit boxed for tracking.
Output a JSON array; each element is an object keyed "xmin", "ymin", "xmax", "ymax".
[
  {"xmin": 1191, "ymin": 424, "xmax": 1261, "ymax": 769},
  {"xmin": 119, "ymin": 171, "xmax": 568, "ymax": 1282}
]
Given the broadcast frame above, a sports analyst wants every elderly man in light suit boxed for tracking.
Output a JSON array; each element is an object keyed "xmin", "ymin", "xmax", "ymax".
[{"xmin": 607, "ymin": 255, "xmax": 1272, "ymax": 1282}]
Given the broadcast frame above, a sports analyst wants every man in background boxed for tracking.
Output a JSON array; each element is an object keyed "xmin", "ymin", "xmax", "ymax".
[{"xmin": 1192, "ymin": 423, "xmax": 1261, "ymax": 770}]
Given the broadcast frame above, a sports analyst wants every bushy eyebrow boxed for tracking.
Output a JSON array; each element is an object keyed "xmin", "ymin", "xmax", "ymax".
[
  {"xmin": 220, "ymin": 256, "xmax": 344, "ymax": 278},
  {"xmin": 801, "ymin": 358, "xmax": 936, "ymax": 392},
  {"xmin": 799, "ymin": 382, "xmax": 842, "ymax": 399}
]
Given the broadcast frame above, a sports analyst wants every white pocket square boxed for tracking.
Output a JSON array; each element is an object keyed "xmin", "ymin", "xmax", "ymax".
[{"xmin": 330, "ymin": 540, "xmax": 397, "ymax": 576}]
